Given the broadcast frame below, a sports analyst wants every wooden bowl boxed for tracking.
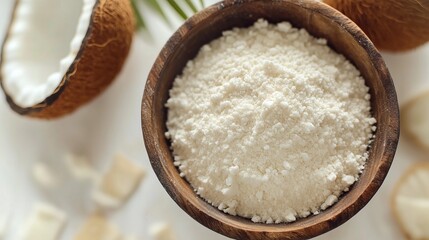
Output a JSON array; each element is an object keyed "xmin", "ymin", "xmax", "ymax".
[{"xmin": 141, "ymin": 0, "xmax": 400, "ymax": 239}]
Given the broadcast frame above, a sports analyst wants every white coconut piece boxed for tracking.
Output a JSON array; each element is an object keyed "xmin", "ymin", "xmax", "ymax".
[
  {"xmin": 32, "ymin": 162, "xmax": 59, "ymax": 189},
  {"xmin": 149, "ymin": 223, "xmax": 176, "ymax": 240},
  {"xmin": 92, "ymin": 191, "xmax": 122, "ymax": 209},
  {"xmin": 92, "ymin": 155, "xmax": 146, "ymax": 209},
  {"xmin": 74, "ymin": 214, "xmax": 122, "ymax": 240},
  {"xmin": 396, "ymin": 197, "xmax": 429, "ymax": 239},
  {"xmin": 402, "ymin": 92, "xmax": 429, "ymax": 150},
  {"xmin": 1, "ymin": 0, "xmax": 96, "ymax": 108},
  {"xmin": 22, "ymin": 203, "xmax": 67, "ymax": 240},
  {"xmin": 65, "ymin": 153, "xmax": 99, "ymax": 181},
  {"xmin": 392, "ymin": 163, "xmax": 429, "ymax": 239}
]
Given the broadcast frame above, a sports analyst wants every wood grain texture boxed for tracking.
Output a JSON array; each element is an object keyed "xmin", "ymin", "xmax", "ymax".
[
  {"xmin": 0, "ymin": 0, "xmax": 134, "ymax": 119},
  {"xmin": 142, "ymin": 0, "xmax": 400, "ymax": 239}
]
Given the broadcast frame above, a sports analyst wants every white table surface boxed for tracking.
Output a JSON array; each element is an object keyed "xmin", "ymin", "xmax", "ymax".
[{"xmin": 0, "ymin": 1, "xmax": 428, "ymax": 239}]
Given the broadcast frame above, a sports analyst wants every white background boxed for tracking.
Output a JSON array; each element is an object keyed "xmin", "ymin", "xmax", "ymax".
[{"xmin": 0, "ymin": 0, "xmax": 428, "ymax": 239}]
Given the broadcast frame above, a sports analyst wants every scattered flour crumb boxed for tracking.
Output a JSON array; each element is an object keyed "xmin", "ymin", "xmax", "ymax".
[
  {"xmin": 342, "ymin": 175, "xmax": 356, "ymax": 185},
  {"xmin": 327, "ymin": 172, "xmax": 337, "ymax": 182},
  {"xmin": 166, "ymin": 19, "xmax": 375, "ymax": 223},
  {"xmin": 321, "ymin": 195, "xmax": 339, "ymax": 210}
]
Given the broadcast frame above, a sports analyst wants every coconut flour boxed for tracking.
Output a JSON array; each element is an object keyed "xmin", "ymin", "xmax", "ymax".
[{"xmin": 166, "ymin": 19, "xmax": 376, "ymax": 223}]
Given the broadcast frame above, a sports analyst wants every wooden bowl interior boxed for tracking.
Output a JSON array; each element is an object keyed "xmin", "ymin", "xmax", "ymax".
[{"xmin": 144, "ymin": 1, "xmax": 399, "ymax": 239}]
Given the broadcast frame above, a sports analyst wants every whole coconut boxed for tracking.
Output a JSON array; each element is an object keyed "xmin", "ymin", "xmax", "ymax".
[{"xmin": 324, "ymin": 0, "xmax": 429, "ymax": 51}]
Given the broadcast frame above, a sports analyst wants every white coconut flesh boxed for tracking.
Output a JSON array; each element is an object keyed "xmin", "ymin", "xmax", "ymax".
[
  {"xmin": 394, "ymin": 166, "xmax": 429, "ymax": 239},
  {"xmin": 404, "ymin": 93, "xmax": 429, "ymax": 148},
  {"xmin": 1, "ymin": 0, "xmax": 97, "ymax": 108}
]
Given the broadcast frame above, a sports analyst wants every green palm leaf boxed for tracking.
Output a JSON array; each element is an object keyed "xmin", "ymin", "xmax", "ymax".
[
  {"xmin": 184, "ymin": 0, "xmax": 199, "ymax": 13},
  {"xmin": 131, "ymin": 0, "xmax": 146, "ymax": 30},
  {"xmin": 146, "ymin": 0, "xmax": 170, "ymax": 24},
  {"xmin": 166, "ymin": 0, "xmax": 189, "ymax": 20},
  {"xmin": 132, "ymin": 0, "xmax": 206, "ymax": 31}
]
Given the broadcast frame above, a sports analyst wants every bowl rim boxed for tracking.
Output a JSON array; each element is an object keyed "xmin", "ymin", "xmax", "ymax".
[{"xmin": 142, "ymin": 0, "xmax": 400, "ymax": 239}]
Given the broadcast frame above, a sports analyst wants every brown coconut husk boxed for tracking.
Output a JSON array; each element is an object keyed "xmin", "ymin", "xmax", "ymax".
[{"xmin": 324, "ymin": 0, "xmax": 429, "ymax": 52}]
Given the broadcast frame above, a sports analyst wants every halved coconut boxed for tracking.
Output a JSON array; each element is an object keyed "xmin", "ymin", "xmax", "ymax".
[
  {"xmin": 0, "ymin": 0, "xmax": 134, "ymax": 119},
  {"xmin": 392, "ymin": 163, "xmax": 429, "ymax": 240}
]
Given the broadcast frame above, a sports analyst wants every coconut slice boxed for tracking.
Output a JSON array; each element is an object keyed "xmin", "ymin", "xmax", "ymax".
[
  {"xmin": 92, "ymin": 155, "xmax": 146, "ymax": 209},
  {"xmin": 22, "ymin": 203, "xmax": 67, "ymax": 240},
  {"xmin": 74, "ymin": 213, "xmax": 122, "ymax": 240},
  {"xmin": 65, "ymin": 153, "xmax": 99, "ymax": 181},
  {"xmin": 0, "ymin": 0, "xmax": 134, "ymax": 119},
  {"xmin": 392, "ymin": 162, "xmax": 429, "ymax": 240},
  {"xmin": 402, "ymin": 92, "xmax": 429, "ymax": 151}
]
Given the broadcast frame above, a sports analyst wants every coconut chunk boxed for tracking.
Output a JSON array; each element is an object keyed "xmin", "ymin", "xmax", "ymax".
[
  {"xmin": 396, "ymin": 197, "xmax": 429, "ymax": 239},
  {"xmin": 92, "ymin": 191, "xmax": 122, "ymax": 209},
  {"xmin": 65, "ymin": 153, "xmax": 98, "ymax": 181},
  {"xmin": 402, "ymin": 92, "xmax": 429, "ymax": 150},
  {"xmin": 392, "ymin": 162, "xmax": 429, "ymax": 239},
  {"xmin": 92, "ymin": 155, "xmax": 146, "ymax": 209},
  {"xmin": 149, "ymin": 223, "xmax": 176, "ymax": 240},
  {"xmin": 74, "ymin": 214, "xmax": 122, "ymax": 240},
  {"xmin": 22, "ymin": 203, "xmax": 67, "ymax": 240},
  {"xmin": 32, "ymin": 162, "xmax": 59, "ymax": 189}
]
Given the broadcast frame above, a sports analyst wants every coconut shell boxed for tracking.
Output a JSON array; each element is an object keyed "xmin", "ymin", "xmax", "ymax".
[
  {"xmin": 0, "ymin": 0, "xmax": 134, "ymax": 119},
  {"xmin": 324, "ymin": 0, "xmax": 429, "ymax": 52}
]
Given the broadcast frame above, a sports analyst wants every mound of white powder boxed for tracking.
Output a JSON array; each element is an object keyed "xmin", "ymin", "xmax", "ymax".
[{"xmin": 166, "ymin": 19, "xmax": 376, "ymax": 223}]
